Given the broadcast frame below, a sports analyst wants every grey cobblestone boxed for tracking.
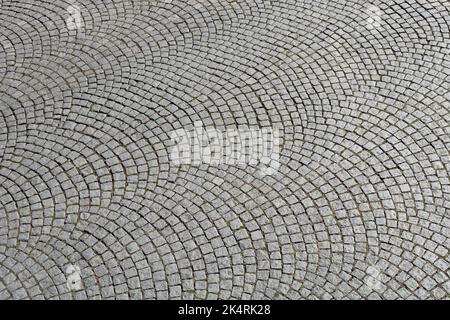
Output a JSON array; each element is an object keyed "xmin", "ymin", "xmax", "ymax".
[{"xmin": 0, "ymin": 0, "xmax": 449, "ymax": 300}]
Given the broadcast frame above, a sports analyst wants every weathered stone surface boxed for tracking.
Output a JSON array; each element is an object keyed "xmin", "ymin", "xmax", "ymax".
[{"xmin": 0, "ymin": 0, "xmax": 448, "ymax": 300}]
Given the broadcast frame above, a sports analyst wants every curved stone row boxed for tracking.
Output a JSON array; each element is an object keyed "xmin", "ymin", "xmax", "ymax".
[{"xmin": 0, "ymin": 0, "xmax": 448, "ymax": 299}]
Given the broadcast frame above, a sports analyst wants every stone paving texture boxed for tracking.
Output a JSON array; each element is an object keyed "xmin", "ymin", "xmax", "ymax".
[{"xmin": 0, "ymin": 0, "xmax": 449, "ymax": 300}]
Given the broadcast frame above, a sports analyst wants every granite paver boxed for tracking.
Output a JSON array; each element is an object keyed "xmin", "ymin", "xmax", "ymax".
[{"xmin": 0, "ymin": 0, "xmax": 449, "ymax": 299}]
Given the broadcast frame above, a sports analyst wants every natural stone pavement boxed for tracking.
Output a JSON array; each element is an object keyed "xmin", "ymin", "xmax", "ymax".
[{"xmin": 0, "ymin": 0, "xmax": 449, "ymax": 300}]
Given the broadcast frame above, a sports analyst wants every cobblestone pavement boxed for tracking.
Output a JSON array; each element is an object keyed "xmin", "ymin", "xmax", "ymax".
[{"xmin": 0, "ymin": 0, "xmax": 449, "ymax": 300}]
